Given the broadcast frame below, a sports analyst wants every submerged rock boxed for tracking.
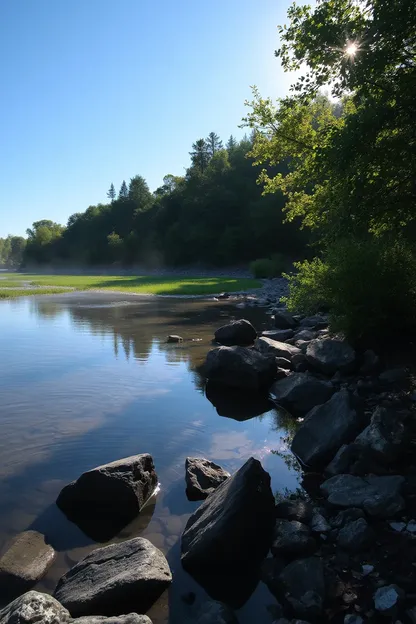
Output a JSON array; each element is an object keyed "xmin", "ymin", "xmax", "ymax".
[
  {"xmin": 214, "ymin": 319, "xmax": 257, "ymax": 346},
  {"xmin": 204, "ymin": 346, "xmax": 276, "ymax": 390},
  {"xmin": 185, "ymin": 457, "xmax": 230, "ymax": 501},
  {"xmin": 291, "ymin": 391, "xmax": 362, "ymax": 468},
  {"xmin": 270, "ymin": 373, "xmax": 334, "ymax": 415},
  {"xmin": 181, "ymin": 458, "xmax": 275, "ymax": 606},
  {"xmin": 54, "ymin": 537, "xmax": 171, "ymax": 617},
  {"xmin": 0, "ymin": 531, "xmax": 56, "ymax": 600},
  {"xmin": 0, "ymin": 591, "xmax": 69, "ymax": 624},
  {"xmin": 306, "ymin": 338, "xmax": 356, "ymax": 375},
  {"xmin": 56, "ymin": 454, "xmax": 158, "ymax": 542}
]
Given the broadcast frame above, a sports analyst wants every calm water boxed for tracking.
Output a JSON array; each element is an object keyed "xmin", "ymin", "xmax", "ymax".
[{"xmin": 0, "ymin": 292, "xmax": 301, "ymax": 623}]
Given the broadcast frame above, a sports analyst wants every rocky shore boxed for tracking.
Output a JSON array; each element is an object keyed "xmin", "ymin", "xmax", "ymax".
[{"xmin": 0, "ymin": 299, "xmax": 415, "ymax": 624}]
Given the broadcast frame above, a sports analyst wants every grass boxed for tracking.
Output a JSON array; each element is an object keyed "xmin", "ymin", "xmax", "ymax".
[
  {"xmin": 0, "ymin": 273, "xmax": 261, "ymax": 298},
  {"xmin": 0, "ymin": 288, "xmax": 74, "ymax": 299}
]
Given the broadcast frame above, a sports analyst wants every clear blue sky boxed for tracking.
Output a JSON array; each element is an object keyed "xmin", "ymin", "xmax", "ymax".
[{"xmin": 0, "ymin": 0, "xmax": 296, "ymax": 237}]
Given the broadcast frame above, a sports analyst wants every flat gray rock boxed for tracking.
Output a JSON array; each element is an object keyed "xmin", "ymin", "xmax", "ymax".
[
  {"xmin": 214, "ymin": 319, "xmax": 257, "ymax": 346},
  {"xmin": 291, "ymin": 391, "xmax": 362, "ymax": 468},
  {"xmin": 185, "ymin": 457, "xmax": 230, "ymax": 501},
  {"xmin": 204, "ymin": 346, "xmax": 277, "ymax": 390},
  {"xmin": 270, "ymin": 373, "xmax": 334, "ymax": 415},
  {"xmin": 262, "ymin": 329, "xmax": 294, "ymax": 342},
  {"xmin": 0, "ymin": 531, "xmax": 56, "ymax": 599},
  {"xmin": 56, "ymin": 454, "xmax": 158, "ymax": 542},
  {"xmin": 73, "ymin": 617, "xmax": 152, "ymax": 624},
  {"xmin": 306, "ymin": 338, "xmax": 356, "ymax": 375},
  {"xmin": 321, "ymin": 474, "xmax": 405, "ymax": 517},
  {"xmin": 255, "ymin": 337, "xmax": 301, "ymax": 362},
  {"xmin": 54, "ymin": 537, "xmax": 172, "ymax": 617},
  {"xmin": 0, "ymin": 591, "xmax": 70, "ymax": 624}
]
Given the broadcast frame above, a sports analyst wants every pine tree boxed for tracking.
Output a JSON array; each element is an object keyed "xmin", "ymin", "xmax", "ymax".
[
  {"xmin": 206, "ymin": 132, "xmax": 223, "ymax": 158},
  {"xmin": 189, "ymin": 139, "xmax": 210, "ymax": 173},
  {"xmin": 226, "ymin": 135, "xmax": 237, "ymax": 152},
  {"xmin": 107, "ymin": 183, "xmax": 116, "ymax": 202},
  {"xmin": 118, "ymin": 180, "xmax": 128, "ymax": 199}
]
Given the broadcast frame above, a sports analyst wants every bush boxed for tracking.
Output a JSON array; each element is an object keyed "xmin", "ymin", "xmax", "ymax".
[
  {"xmin": 250, "ymin": 254, "xmax": 286, "ymax": 278},
  {"xmin": 284, "ymin": 237, "xmax": 416, "ymax": 342}
]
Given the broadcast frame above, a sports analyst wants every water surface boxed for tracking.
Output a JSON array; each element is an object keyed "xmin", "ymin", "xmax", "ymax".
[{"xmin": 0, "ymin": 292, "xmax": 300, "ymax": 622}]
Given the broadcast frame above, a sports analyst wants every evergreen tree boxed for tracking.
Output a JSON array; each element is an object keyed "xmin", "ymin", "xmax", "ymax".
[
  {"xmin": 107, "ymin": 183, "xmax": 116, "ymax": 202},
  {"xmin": 206, "ymin": 132, "xmax": 223, "ymax": 158},
  {"xmin": 118, "ymin": 180, "xmax": 128, "ymax": 199},
  {"xmin": 226, "ymin": 135, "xmax": 237, "ymax": 153},
  {"xmin": 189, "ymin": 139, "xmax": 210, "ymax": 174}
]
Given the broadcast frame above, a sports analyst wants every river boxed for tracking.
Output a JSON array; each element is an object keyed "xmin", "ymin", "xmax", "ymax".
[{"xmin": 0, "ymin": 292, "xmax": 301, "ymax": 623}]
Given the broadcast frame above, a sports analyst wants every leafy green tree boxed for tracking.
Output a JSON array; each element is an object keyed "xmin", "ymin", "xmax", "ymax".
[
  {"xmin": 107, "ymin": 183, "xmax": 116, "ymax": 202},
  {"xmin": 118, "ymin": 180, "xmax": 128, "ymax": 199},
  {"xmin": 128, "ymin": 175, "xmax": 153, "ymax": 211}
]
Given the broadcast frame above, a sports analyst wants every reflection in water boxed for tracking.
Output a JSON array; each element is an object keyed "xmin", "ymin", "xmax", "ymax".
[
  {"xmin": 0, "ymin": 293, "xmax": 301, "ymax": 623},
  {"xmin": 205, "ymin": 382, "xmax": 274, "ymax": 421}
]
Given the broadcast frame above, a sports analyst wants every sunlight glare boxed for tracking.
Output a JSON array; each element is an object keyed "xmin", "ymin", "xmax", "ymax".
[{"xmin": 345, "ymin": 41, "xmax": 358, "ymax": 57}]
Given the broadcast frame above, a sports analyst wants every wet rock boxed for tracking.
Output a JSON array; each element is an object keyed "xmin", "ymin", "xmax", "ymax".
[
  {"xmin": 205, "ymin": 383, "xmax": 273, "ymax": 420},
  {"xmin": 255, "ymin": 337, "xmax": 301, "ymax": 362},
  {"xmin": 321, "ymin": 474, "xmax": 405, "ymax": 517},
  {"xmin": 193, "ymin": 601, "xmax": 238, "ymax": 624},
  {"xmin": 355, "ymin": 406, "xmax": 406, "ymax": 463},
  {"xmin": 181, "ymin": 458, "xmax": 275, "ymax": 606},
  {"xmin": 214, "ymin": 319, "xmax": 257, "ymax": 346},
  {"xmin": 299, "ymin": 315, "xmax": 328, "ymax": 330},
  {"xmin": 185, "ymin": 457, "xmax": 230, "ymax": 501},
  {"xmin": 379, "ymin": 368, "xmax": 407, "ymax": 384},
  {"xmin": 271, "ymin": 520, "xmax": 315, "ymax": 556},
  {"xmin": 204, "ymin": 346, "xmax": 277, "ymax": 390},
  {"xmin": 54, "ymin": 537, "xmax": 172, "ymax": 617},
  {"xmin": 337, "ymin": 518, "xmax": 375, "ymax": 552},
  {"xmin": 291, "ymin": 391, "xmax": 362, "ymax": 468},
  {"xmin": 274, "ymin": 309, "xmax": 297, "ymax": 329},
  {"xmin": 0, "ymin": 531, "xmax": 56, "ymax": 600},
  {"xmin": 270, "ymin": 373, "xmax": 334, "ymax": 415},
  {"xmin": 275, "ymin": 499, "xmax": 313, "ymax": 524},
  {"xmin": 374, "ymin": 584, "xmax": 404, "ymax": 614},
  {"xmin": 262, "ymin": 329, "xmax": 294, "ymax": 342},
  {"xmin": 0, "ymin": 591, "xmax": 69, "ymax": 624},
  {"xmin": 167, "ymin": 335, "xmax": 182, "ymax": 343},
  {"xmin": 306, "ymin": 338, "xmax": 356, "ymax": 375},
  {"xmin": 279, "ymin": 557, "xmax": 326, "ymax": 618},
  {"xmin": 73, "ymin": 617, "xmax": 152, "ymax": 624},
  {"xmin": 360, "ymin": 349, "xmax": 380, "ymax": 375},
  {"xmin": 56, "ymin": 454, "xmax": 158, "ymax": 542},
  {"xmin": 331, "ymin": 508, "xmax": 365, "ymax": 529},
  {"xmin": 275, "ymin": 357, "xmax": 293, "ymax": 370}
]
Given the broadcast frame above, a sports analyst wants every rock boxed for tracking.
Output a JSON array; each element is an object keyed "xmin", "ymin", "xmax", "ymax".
[
  {"xmin": 73, "ymin": 617, "xmax": 152, "ymax": 624},
  {"xmin": 306, "ymin": 338, "xmax": 356, "ymax": 375},
  {"xmin": 344, "ymin": 616, "xmax": 364, "ymax": 624},
  {"xmin": 255, "ymin": 337, "xmax": 301, "ymax": 363},
  {"xmin": 407, "ymin": 607, "xmax": 416, "ymax": 624},
  {"xmin": 275, "ymin": 357, "xmax": 293, "ymax": 370},
  {"xmin": 379, "ymin": 368, "xmax": 407, "ymax": 384},
  {"xmin": 0, "ymin": 531, "xmax": 56, "ymax": 600},
  {"xmin": 270, "ymin": 373, "xmax": 334, "ymax": 415},
  {"xmin": 278, "ymin": 557, "xmax": 326, "ymax": 618},
  {"xmin": 321, "ymin": 474, "xmax": 405, "ymax": 517},
  {"xmin": 262, "ymin": 329, "xmax": 294, "ymax": 342},
  {"xmin": 181, "ymin": 458, "xmax": 275, "ymax": 605},
  {"xmin": 360, "ymin": 349, "xmax": 380, "ymax": 374},
  {"xmin": 337, "ymin": 518, "xmax": 375, "ymax": 552},
  {"xmin": 274, "ymin": 309, "xmax": 297, "ymax": 329},
  {"xmin": 355, "ymin": 406, "xmax": 406, "ymax": 463},
  {"xmin": 56, "ymin": 455, "xmax": 158, "ymax": 542},
  {"xmin": 193, "ymin": 601, "xmax": 238, "ymax": 624},
  {"xmin": 389, "ymin": 522, "xmax": 406, "ymax": 532},
  {"xmin": 214, "ymin": 319, "xmax": 257, "ymax": 346},
  {"xmin": 0, "ymin": 591, "xmax": 70, "ymax": 624},
  {"xmin": 271, "ymin": 520, "xmax": 315, "ymax": 556},
  {"xmin": 291, "ymin": 391, "xmax": 362, "ymax": 468},
  {"xmin": 54, "ymin": 537, "xmax": 172, "ymax": 617},
  {"xmin": 275, "ymin": 499, "xmax": 313, "ymax": 524},
  {"xmin": 167, "ymin": 335, "xmax": 182, "ymax": 343},
  {"xmin": 407, "ymin": 520, "xmax": 416, "ymax": 533},
  {"xmin": 362, "ymin": 564, "xmax": 374, "ymax": 576},
  {"xmin": 294, "ymin": 340, "xmax": 310, "ymax": 352},
  {"xmin": 294, "ymin": 329, "xmax": 316, "ymax": 342},
  {"xmin": 291, "ymin": 353, "xmax": 309, "ymax": 372},
  {"xmin": 204, "ymin": 346, "xmax": 276, "ymax": 390},
  {"xmin": 374, "ymin": 584, "xmax": 403, "ymax": 614},
  {"xmin": 299, "ymin": 315, "xmax": 328, "ymax": 330},
  {"xmin": 331, "ymin": 508, "xmax": 366, "ymax": 529},
  {"xmin": 260, "ymin": 557, "xmax": 286, "ymax": 598},
  {"xmin": 325, "ymin": 444, "xmax": 359, "ymax": 477},
  {"xmin": 235, "ymin": 302, "xmax": 246, "ymax": 309},
  {"xmin": 185, "ymin": 457, "xmax": 230, "ymax": 501},
  {"xmin": 310, "ymin": 511, "xmax": 331, "ymax": 533}
]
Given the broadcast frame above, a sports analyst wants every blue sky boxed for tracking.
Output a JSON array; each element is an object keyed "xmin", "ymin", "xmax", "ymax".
[{"xmin": 0, "ymin": 0, "xmax": 296, "ymax": 237}]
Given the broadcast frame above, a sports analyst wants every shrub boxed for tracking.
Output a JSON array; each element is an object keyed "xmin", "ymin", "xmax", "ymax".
[
  {"xmin": 284, "ymin": 237, "xmax": 416, "ymax": 342},
  {"xmin": 250, "ymin": 254, "xmax": 287, "ymax": 278}
]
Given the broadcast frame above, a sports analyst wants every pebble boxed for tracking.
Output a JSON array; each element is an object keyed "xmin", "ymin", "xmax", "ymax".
[{"xmin": 362, "ymin": 564, "xmax": 374, "ymax": 576}]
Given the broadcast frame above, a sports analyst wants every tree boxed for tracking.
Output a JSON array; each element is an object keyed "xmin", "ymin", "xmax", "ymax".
[
  {"xmin": 128, "ymin": 175, "xmax": 153, "ymax": 211},
  {"xmin": 226, "ymin": 135, "xmax": 237, "ymax": 153},
  {"xmin": 206, "ymin": 132, "xmax": 223, "ymax": 158},
  {"xmin": 107, "ymin": 183, "xmax": 116, "ymax": 202},
  {"xmin": 118, "ymin": 180, "xmax": 128, "ymax": 199},
  {"xmin": 189, "ymin": 139, "xmax": 210, "ymax": 174}
]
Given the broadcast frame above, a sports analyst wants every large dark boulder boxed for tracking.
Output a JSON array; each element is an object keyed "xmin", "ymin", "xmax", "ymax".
[
  {"xmin": 0, "ymin": 531, "xmax": 56, "ymax": 601},
  {"xmin": 255, "ymin": 337, "xmax": 301, "ymax": 362},
  {"xmin": 273, "ymin": 309, "xmax": 297, "ymax": 329},
  {"xmin": 355, "ymin": 406, "xmax": 406, "ymax": 463},
  {"xmin": 56, "ymin": 454, "xmax": 158, "ymax": 542},
  {"xmin": 214, "ymin": 319, "xmax": 257, "ymax": 346},
  {"xmin": 181, "ymin": 458, "xmax": 275, "ymax": 606},
  {"xmin": 270, "ymin": 373, "xmax": 334, "ymax": 415},
  {"xmin": 185, "ymin": 457, "xmax": 230, "ymax": 501},
  {"xmin": 291, "ymin": 391, "xmax": 362, "ymax": 468},
  {"xmin": 54, "ymin": 538, "xmax": 171, "ymax": 617},
  {"xmin": 204, "ymin": 346, "xmax": 276, "ymax": 390},
  {"xmin": 306, "ymin": 338, "xmax": 356, "ymax": 375}
]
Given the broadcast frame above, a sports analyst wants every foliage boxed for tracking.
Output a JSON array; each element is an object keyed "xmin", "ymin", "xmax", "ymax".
[
  {"xmin": 0, "ymin": 236, "xmax": 26, "ymax": 267},
  {"xmin": 250, "ymin": 253, "xmax": 287, "ymax": 278}
]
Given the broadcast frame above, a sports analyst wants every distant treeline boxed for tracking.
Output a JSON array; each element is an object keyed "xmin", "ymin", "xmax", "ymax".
[{"xmin": 9, "ymin": 133, "xmax": 308, "ymax": 269}]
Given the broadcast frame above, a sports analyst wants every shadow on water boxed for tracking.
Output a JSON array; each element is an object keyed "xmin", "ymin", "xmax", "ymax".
[{"xmin": 205, "ymin": 382, "xmax": 274, "ymax": 421}]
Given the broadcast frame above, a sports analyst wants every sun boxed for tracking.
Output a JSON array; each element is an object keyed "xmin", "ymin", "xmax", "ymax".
[{"xmin": 345, "ymin": 41, "xmax": 359, "ymax": 57}]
